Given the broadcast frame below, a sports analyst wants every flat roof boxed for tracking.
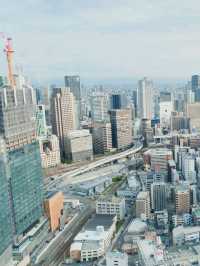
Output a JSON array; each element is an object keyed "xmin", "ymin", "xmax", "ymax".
[{"xmin": 84, "ymin": 214, "xmax": 116, "ymax": 231}]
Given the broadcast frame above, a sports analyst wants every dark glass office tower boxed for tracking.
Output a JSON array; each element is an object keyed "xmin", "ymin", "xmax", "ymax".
[
  {"xmin": 64, "ymin": 75, "xmax": 81, "ymax": 101},
  {"xmin": 9, "ymin": 142, "xmax": 43, "ymax": 235},
  {"xmin": 191, "ymin": 75, "xmax": 200, "ymax": 102},
  {"xmin": 0, "ymin": 138, "xmax": 12, "ymax": 265},
  {"xmin": 111, "ymin": 94, "xmax": 122, "ymax": 109}
]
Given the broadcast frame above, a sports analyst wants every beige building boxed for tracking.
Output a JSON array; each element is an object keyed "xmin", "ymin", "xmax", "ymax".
[
  {"xmin": 187, "ymin": 102, "xmax": 200, "ymax": 132},
  {"xmin": 175, "ymin": 185, "xmax": 190, "ymax": 215},
  {"xmin": 92, "ymin": 122, "xmax": 112, "ymax": 154},
  {"xmin": 149, "ymin": 148, "xmax": 173, "ymax": 173},
  {"xmin": 44, "ymin": 191, "xmax": 64, "ymax": 232},
  {"xmin": 110, "ymin": 108, "xmax": 132, "ymax": 149},
  {"xmin": 51, "ymin": 87, "xmax": 76, "ymax": 155},
  {"xmin": 137, "ymin": 77, "xmax": 153, "ymax": 120},
  {"xmin": 65, "ymin": 129, "xmax": 93, "ymax": 162},
  {"xmin": 39, "ymin": 134, "xmax": 60, "ymax": 168},
  {"xmin": 136, "ymin": 191, "xmax": 150, "ymax": 220}
]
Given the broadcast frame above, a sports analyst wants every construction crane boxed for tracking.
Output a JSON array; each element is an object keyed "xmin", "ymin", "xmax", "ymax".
[
  {"xmin": 0, "ymin": 33, "xmax": 15, "ymax": 88},
  {"xmin": 4, "ymin": 37, "xmax": 15, "ymax": 87}
]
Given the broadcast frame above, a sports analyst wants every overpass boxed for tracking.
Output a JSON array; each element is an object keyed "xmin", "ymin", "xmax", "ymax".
[{"xmin": 59, "ymin": 142, "xmax": 143, "ymax": 179}]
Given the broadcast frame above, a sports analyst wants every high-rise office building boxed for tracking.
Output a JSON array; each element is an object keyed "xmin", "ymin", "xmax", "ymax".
[
  {"xmin": 0, "ymin": 85, "xmax": 36, "ymax": 149},
  {"xmin": 159, "ymin": 92, "xmax": 173, "ymax": 128},
  {"xmin": 92, "ymin": 122, "xmax": 112, "ymax": 154},
  {"xmin": 191, "ymin": 75, "xmax": 200, "ymax": 102},
  {"xmin": 0, "ymin": 138, "xmax": 12, "ymax": 265},
  {"xmin": 151, "ymin": 182, "xmax": 167, "ymax": 211},
  {"xmin": 51, "ymin": 87, "xmax": 76, "ymax": 155},
  {"xmin": 64, "ymin": 75, "xmax": 81, "ymax": 101},
  {"xmin": 64, "ymin": 76, "xmax": 81, "ymax": 127},
  {"xmin": 110, "ymin": 108, "xmax": 132, "ymax": 149},
  {"xmin": 90, "ymin": 93, "xmax": 110, "ymax": 122},
  {"xmin": 0, "ymin": 83, "xmax": 44, "ymax": 262},
  {"xmin": 111, "ymin": 94, "xmax": 122, "ymax": 109},
  {"xmin": 138, "ymin": 77, "xmax": 153, "ymax": 119},
  {"xmin": 150, "ymin": 148, "xmax": 173, "ymax": 174},
  {"xmin": 140, "ymin": 119, "xmax": 154, "ymax": 146},
  {"xmin": 186, "ymin": 102, "xmax": 200, "ymax": 132},
  {"xmin": 175, "ymin": 185, "xmax": 190, "ymax": 215}
]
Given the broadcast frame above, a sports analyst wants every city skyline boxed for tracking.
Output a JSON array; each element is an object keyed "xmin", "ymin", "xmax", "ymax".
[{"xmin": 1, "ymin": 0, "xmax": 200, "ymax": 84}]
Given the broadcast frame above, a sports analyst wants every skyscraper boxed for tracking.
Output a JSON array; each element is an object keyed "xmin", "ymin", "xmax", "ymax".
[
  {"xmin": 191, "ymin": 75, "xmax": 200, "ymax": 102},
  {"xmin": 175, "ymin": 185, "xmax": 190, "ymax": 215},
  {"xmin": 64, "ymin": 75, "xmax": 81, "ymax": 101},
  {"xmin": 64, "ymin": 75, "xmax": 81, "ymax": 127},
  {"xmin": 92, "ymin": 122, "xmax": 112, "ymax": 154},
  {"xmin": 151, "ymin": 182, "xmax": 167, "ymax": 211},
  {"xmin": 0, "ymin": 82, "xmax": 44, "ymax": 262},
  {"xmin": 51, "ymin": 87, "xmax": 76, "ymax": 155},
  {"xmin": 159, "ymin": 92, "xmax": 173, "ymax": 128},
  {"xmin": 0, "ymin": 138, "xmax": 12, "ymax": 265},
  {"xmin": 111, "ymin": 94, "xmax": 122, "ymax": 109},
  {"xmin": 110, "ymin": 108, "xmax": 132, "ymax": 149},
  {"xmin": 90, "ymin": 93, "xmax": 110, "ymax": 122},
  {"xmin": 138, "ymin": 77, "xmax": 153, "ymax": 119}
]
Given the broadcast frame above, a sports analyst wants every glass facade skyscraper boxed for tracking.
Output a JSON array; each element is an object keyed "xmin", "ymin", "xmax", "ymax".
[
  {"xmin": 9, "ymin": 142, "xmax": 43, "ymax": 235},
  {"xmin": 0, "ymin": 80, "xmax": 44, "ymax": 262},
  {"xmin": 0, "ymin": 138, "xmax": 12, "ymax": 264}
]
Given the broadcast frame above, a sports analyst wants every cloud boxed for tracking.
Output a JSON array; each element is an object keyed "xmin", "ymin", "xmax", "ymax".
[{"xmin": 1, "ymin": 0, "xmax": 200, "ymax": 84}]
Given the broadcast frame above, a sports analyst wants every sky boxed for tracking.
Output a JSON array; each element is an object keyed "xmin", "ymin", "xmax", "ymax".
[{"xmin": 1, "ymin": 0, "xmax": 200, "ymax": 85}]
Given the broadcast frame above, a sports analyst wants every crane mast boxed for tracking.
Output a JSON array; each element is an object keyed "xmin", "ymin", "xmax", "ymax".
[{"xmin": 4, "ymin": 38, "xmax": 15, "ymax": 88}]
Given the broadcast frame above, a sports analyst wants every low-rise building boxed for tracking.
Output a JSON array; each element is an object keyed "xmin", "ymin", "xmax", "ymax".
[
  {"xmin": 70, "ymin": 215, "xmax": 117, "ymax": 262},
  {"xmin": 73, "ymin": 176, "xmax": 112, "ymax": 196},
  {"xmin": 96, "ymin": 197, "xmax": 126, "ymax": 220},
  {"xmin": 138, "ymin": 239, "xmax": 200, "ymax": 266},
  {"xmin": 173, "ymin": 226, "xmax": 200, "ymax": 246},
  {"xmin": 106, "ymin": 251, "xmax": 128, "ymax": 266}
]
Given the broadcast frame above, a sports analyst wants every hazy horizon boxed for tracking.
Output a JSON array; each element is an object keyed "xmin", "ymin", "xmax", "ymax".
[{"xmin": 1, "ymin": 0, "xmax": 200, "ymax": 84}]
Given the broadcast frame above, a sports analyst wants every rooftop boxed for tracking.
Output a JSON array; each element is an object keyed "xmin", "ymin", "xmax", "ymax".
[
  {"xmin": 67, "ymin": 129, "xmax": 91, "ymax": 139},
  {"xmin": 84, "ymin": 214, "xmax": 116, "ymax": 231}
]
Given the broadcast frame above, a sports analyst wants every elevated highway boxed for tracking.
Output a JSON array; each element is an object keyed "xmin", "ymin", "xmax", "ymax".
[{"xmin": 60, "ymin": 142, "xmax": 143, "ymax": 179}]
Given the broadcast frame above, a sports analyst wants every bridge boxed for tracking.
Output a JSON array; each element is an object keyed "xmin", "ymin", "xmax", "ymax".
[{"xmin": 59, "ymin": 142, "xmax": 143, "ymax": 179}]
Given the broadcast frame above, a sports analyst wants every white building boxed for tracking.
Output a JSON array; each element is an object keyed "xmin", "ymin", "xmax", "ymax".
[
  {"xmin": 106, "ymin": 251, "xmax": 128, "ymax": 266},
  {"xmin": 160, "ymin": 101, "xmax": 173, "ymax": 128},
  {"xmin": 136, "ymin": 191, "xmax": 151, "ymax": 220},
  {"xmin": 182, "ymin": 154, "xmax": 196, "ymax": 183},
  {"xmin": 96, "ymin": 197, "xmax": 126, "ymax": 220},
  {"xmin": 90, "ymin": 93, "xmax": 110, "ymax": 122},
  {"xmin": 39, "ymin": 134, "xmax": 61, "ymax": 168},
  {"xmin": 65, "ymin": 129, "xmax": 93, "ymax": 161},
  {"xmin": 70, "ymin": 215, "xmax": 117, "ymax": 262},
  {"xmin": 137, "ymin": 77, "xmax": 153, "ymax": 120},
  {"xmin": 173, "ymin": 226, "xmax": 200, "ymax": 246}
]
